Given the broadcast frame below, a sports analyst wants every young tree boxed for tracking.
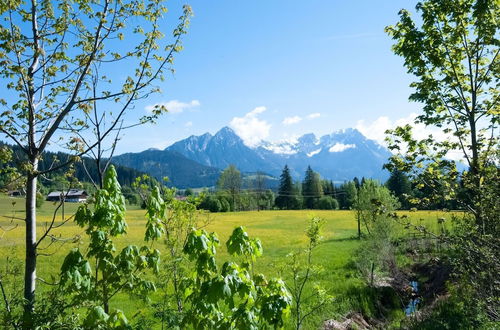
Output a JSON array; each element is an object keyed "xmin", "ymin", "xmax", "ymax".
[
  {"xmin": 61, "ymin": 166, "xmax": 160, "ymax": 317},
  {"xmin": 182, "ymin": 227, "xmax": 292, "ymax": 328},
  {"xmin": 385, "ymin": 0, "xmax": 499, "ymax": 321},
  {"xmin": 353, "ymin": 180, "xmax": 400, "ymax": 237},
  {"xmin": 302, "ymin": 166, "xmax": 323, "ymax": 209},
  {"xmin": 282, "ymin": 217, "xmax": 333, "ymax": 329},
  {"xmin": 217, "ymin": 165, "xmax": 242, "ymax": 211},
  {"xmin": 385, "ymin": 0, "xmax": 498, "ymax": 227},
  {"xmin": 0, "ymin": 0, "xmax": 191, "ymax": 318}
]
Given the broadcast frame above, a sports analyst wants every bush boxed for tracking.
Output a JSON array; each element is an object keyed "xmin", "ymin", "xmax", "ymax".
[
  {"xmin": 315, "ymin": 196, "xmax": 339, "ymax": 210},
  {"xmin": 124, "ymin": 193, "xmax": 140, "ymax": 206},
  {"xmin": 218, "ymin": 197, "xmax": 230, "ymax": 212},
  {"xmin": 198, "ymin": 195, "xmax": 221, "ymax": 212}
]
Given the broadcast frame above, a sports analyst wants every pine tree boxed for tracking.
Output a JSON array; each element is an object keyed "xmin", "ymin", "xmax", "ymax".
[
  {"xmin": 322, "ymin": 180, "xmax": 335, "ymax": 197},
  {"xmin": 338, "ymin": 181, "xmax": 357, "ymax": 210},
  {"xmin": 302, "ymin": 166, "xmax": 323, "ymax": 209},
  {"xmin": 275, "ymin": 165, "xmax": 295, "ymax": 209},
  {"xmin": 353, "ymin": 177, "xmax": 361, "ymax": 189},
  {"xmin": 386, "ymin": 169, "xmax": 412, "ymax": 209}
]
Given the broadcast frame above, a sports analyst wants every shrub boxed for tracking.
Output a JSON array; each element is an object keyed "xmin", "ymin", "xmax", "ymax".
[
  {"xmin": 315, "ymin": 196, "xmax": 339, "ymax": 210},
  {"xmin": 198, "ymin": 195, "xmax": 221, "ymax": 212}
]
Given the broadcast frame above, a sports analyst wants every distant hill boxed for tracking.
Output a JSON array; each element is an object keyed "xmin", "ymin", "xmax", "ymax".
[
  {"xmin": 112, "ymin": 149, "xmax": 221, "ymax": 188},
  {"xmin": 0, "ymin": 142, "xmax": 148, "ymax": 188}
]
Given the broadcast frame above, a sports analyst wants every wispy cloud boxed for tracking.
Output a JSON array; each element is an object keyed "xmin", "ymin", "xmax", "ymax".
[
  {"xmin": 145, "ymin": 99, "xmax": 200, "ymax": 114},
  {"xmin": 282, "ymin": 116, "xmax": 302, "ymax": 125},
  {"xmin": 230, "ymin": 106, "xmax": 271, "ymax": 147},
  {"xmin": 307, "ymin": 113, "xmax": 321, "ymax": 119},
  {"xmin": 184, "ymin": 121, "xmax": 193, "ymax": 127}
]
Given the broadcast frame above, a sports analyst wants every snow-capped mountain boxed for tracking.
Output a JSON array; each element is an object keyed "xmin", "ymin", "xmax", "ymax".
[
  {"xmin": 167, "ymin": 126, "xmax": 274, "ymax": 173},
  {"xmin": 166, "ymin": 127, "xmax": 392, "ymax": 182}
]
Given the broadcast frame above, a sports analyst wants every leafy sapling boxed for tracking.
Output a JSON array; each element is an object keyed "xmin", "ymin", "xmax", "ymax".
[
  {"xmin": 281, "ymin": 216, "xmax": 333, "ymax": 330},
  {"xmin": 182, "ymin": 227, "xmax": 292, "ymax": 329},
  {"xmin": 60, "ymin": 166, "xmax": 161, "ymax": 326}
]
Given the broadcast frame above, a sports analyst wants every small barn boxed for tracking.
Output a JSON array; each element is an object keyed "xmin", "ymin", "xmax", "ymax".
[
  {"xmin": 8, "ymin": 190, "xmax": 23, "ymax": 197},
  {"xmin": 46, "ymin": 189, "xmax": 88, "ymax": 202}
]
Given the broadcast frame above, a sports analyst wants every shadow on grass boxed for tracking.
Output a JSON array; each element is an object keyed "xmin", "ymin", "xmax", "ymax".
[{"xmin": 322, "ymin": 235, "xmax": 360, "ymax": 244}]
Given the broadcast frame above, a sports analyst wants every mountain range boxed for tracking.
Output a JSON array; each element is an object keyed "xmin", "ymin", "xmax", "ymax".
[{"xmin": 112, "ymin": 126, "xmax": 392, "ymax": 188}]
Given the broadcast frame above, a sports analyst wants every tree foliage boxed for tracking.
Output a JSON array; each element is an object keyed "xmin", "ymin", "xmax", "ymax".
[
  {"xmin": 0, "ymin": 0, "xmax": 192, "ymax": 317},
  {"xmin": 61, "ymin": 166, "xmax": 160, "ymax": 319},
  {"xmin": 217, "ymin": 165, "xmax": 242, "ymax": 211},
  {"xmin": 181, "ymin": 227, "xmax": 292, "ymax": 329},
  {"xmin": 284, "ymin": 217, "xmax": 333, "ymax": 330},
  {"xmin": 353, "ymin": 179, "xmax": 400, "ymax": 236},
  {"xmin": 385, "ymin": 0, "xmax": 499, "ymax": 322}
]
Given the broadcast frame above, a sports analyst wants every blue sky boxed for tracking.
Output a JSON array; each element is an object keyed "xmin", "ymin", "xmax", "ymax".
[
  {"xmin": 2, "ymin": 1, "xmax": 427, "ymax": 155},
  {"xmin": 120, "ymin": 0, "xmax": 425, "ymax": 154}
]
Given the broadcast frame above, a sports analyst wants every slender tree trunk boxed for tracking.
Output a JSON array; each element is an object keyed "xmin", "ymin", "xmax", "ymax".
[
  {"xmin": 357, "ymin": 211, "xmax": 361, "ymax": 239},
  {"xmin": 468, "ymin": 117, "xmax": 484, "ymax": 233},
  {"xmin": 23, "ymin": 158, "xmax": 38, "ymax": 324},
  {"xmin": 103, "ymin": 278, "xmax": 109, "ymax": 314}
]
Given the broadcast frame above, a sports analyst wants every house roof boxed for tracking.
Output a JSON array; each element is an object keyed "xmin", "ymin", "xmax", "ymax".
[{"xmin": 47, "ymin": 189, "xmax": 88, "ymax": 198}]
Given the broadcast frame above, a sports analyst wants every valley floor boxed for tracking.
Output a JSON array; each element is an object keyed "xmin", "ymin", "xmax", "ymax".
[{"xmin": 0, "ymin": 194, "xmax": 452, "ymax": 328}]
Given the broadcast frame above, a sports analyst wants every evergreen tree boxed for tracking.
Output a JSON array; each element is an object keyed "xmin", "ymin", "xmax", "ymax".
[
  {"xmin": 322, "ymin": 180, "xmax": 335, "ymax": 197},
  {"xmin": 338, "ymin": 181, "xmax": 357, "ymax": 210},
  {"xmin": 353, "ymin": 177, "xmax": 360, "ymax": 189},
  {"xmin": 302, "ymin": 166, "xmax": 323, "ymax": 209},
  {"xmin": 386, "ymin": 169, "xmax": 412, "ymax": 209},
  {"xmin": 275, "ymin": 165, "xmax": 295, "ymax": 209}
]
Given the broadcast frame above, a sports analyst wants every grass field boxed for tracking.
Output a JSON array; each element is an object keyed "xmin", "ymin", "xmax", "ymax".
[{"xmin": 0, "ymin": 194, "xmax": 453, "ymax": 328}]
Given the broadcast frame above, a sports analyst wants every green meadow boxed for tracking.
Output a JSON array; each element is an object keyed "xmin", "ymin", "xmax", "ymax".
[{"xmin": 0, "ymin": 194, "xmax": 452, "ymax": 328}]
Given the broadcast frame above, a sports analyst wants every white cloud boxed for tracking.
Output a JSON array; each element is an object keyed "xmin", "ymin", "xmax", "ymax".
[
  {"xmin": 145, "ymin": 99, "xmax": 200, "ymax": 114},
  {"xmin": 230, "ymin": 106, "xmax": 271, "ymax": 147},
  {"xmin": 282, "ymin": 116, "xmax": 302, "ymax": 125},
  {"xmin": 355, "ymin": 116, "xmax": 393, "ymax": 146},
  {"xmin": 307, "ymin": 113, "xmax": 321, "ymax": 119},
  {"xmin": 356, "ymin": 113, "xmax": 464, "ymax": 161},
  {"xmin": 356, "ymin": 113, "xmax": 451, "ymax": 146},
  {"xmin": 249, "ymin": 106, "xmax": 267, "ymax": 115},
  {"xmin": 184, "ymin": 121, "xmax": 193, "ymax": 127},
  {"xmin": 329, "ymin": 143, "xmax": 356, "ymax": 153}
]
